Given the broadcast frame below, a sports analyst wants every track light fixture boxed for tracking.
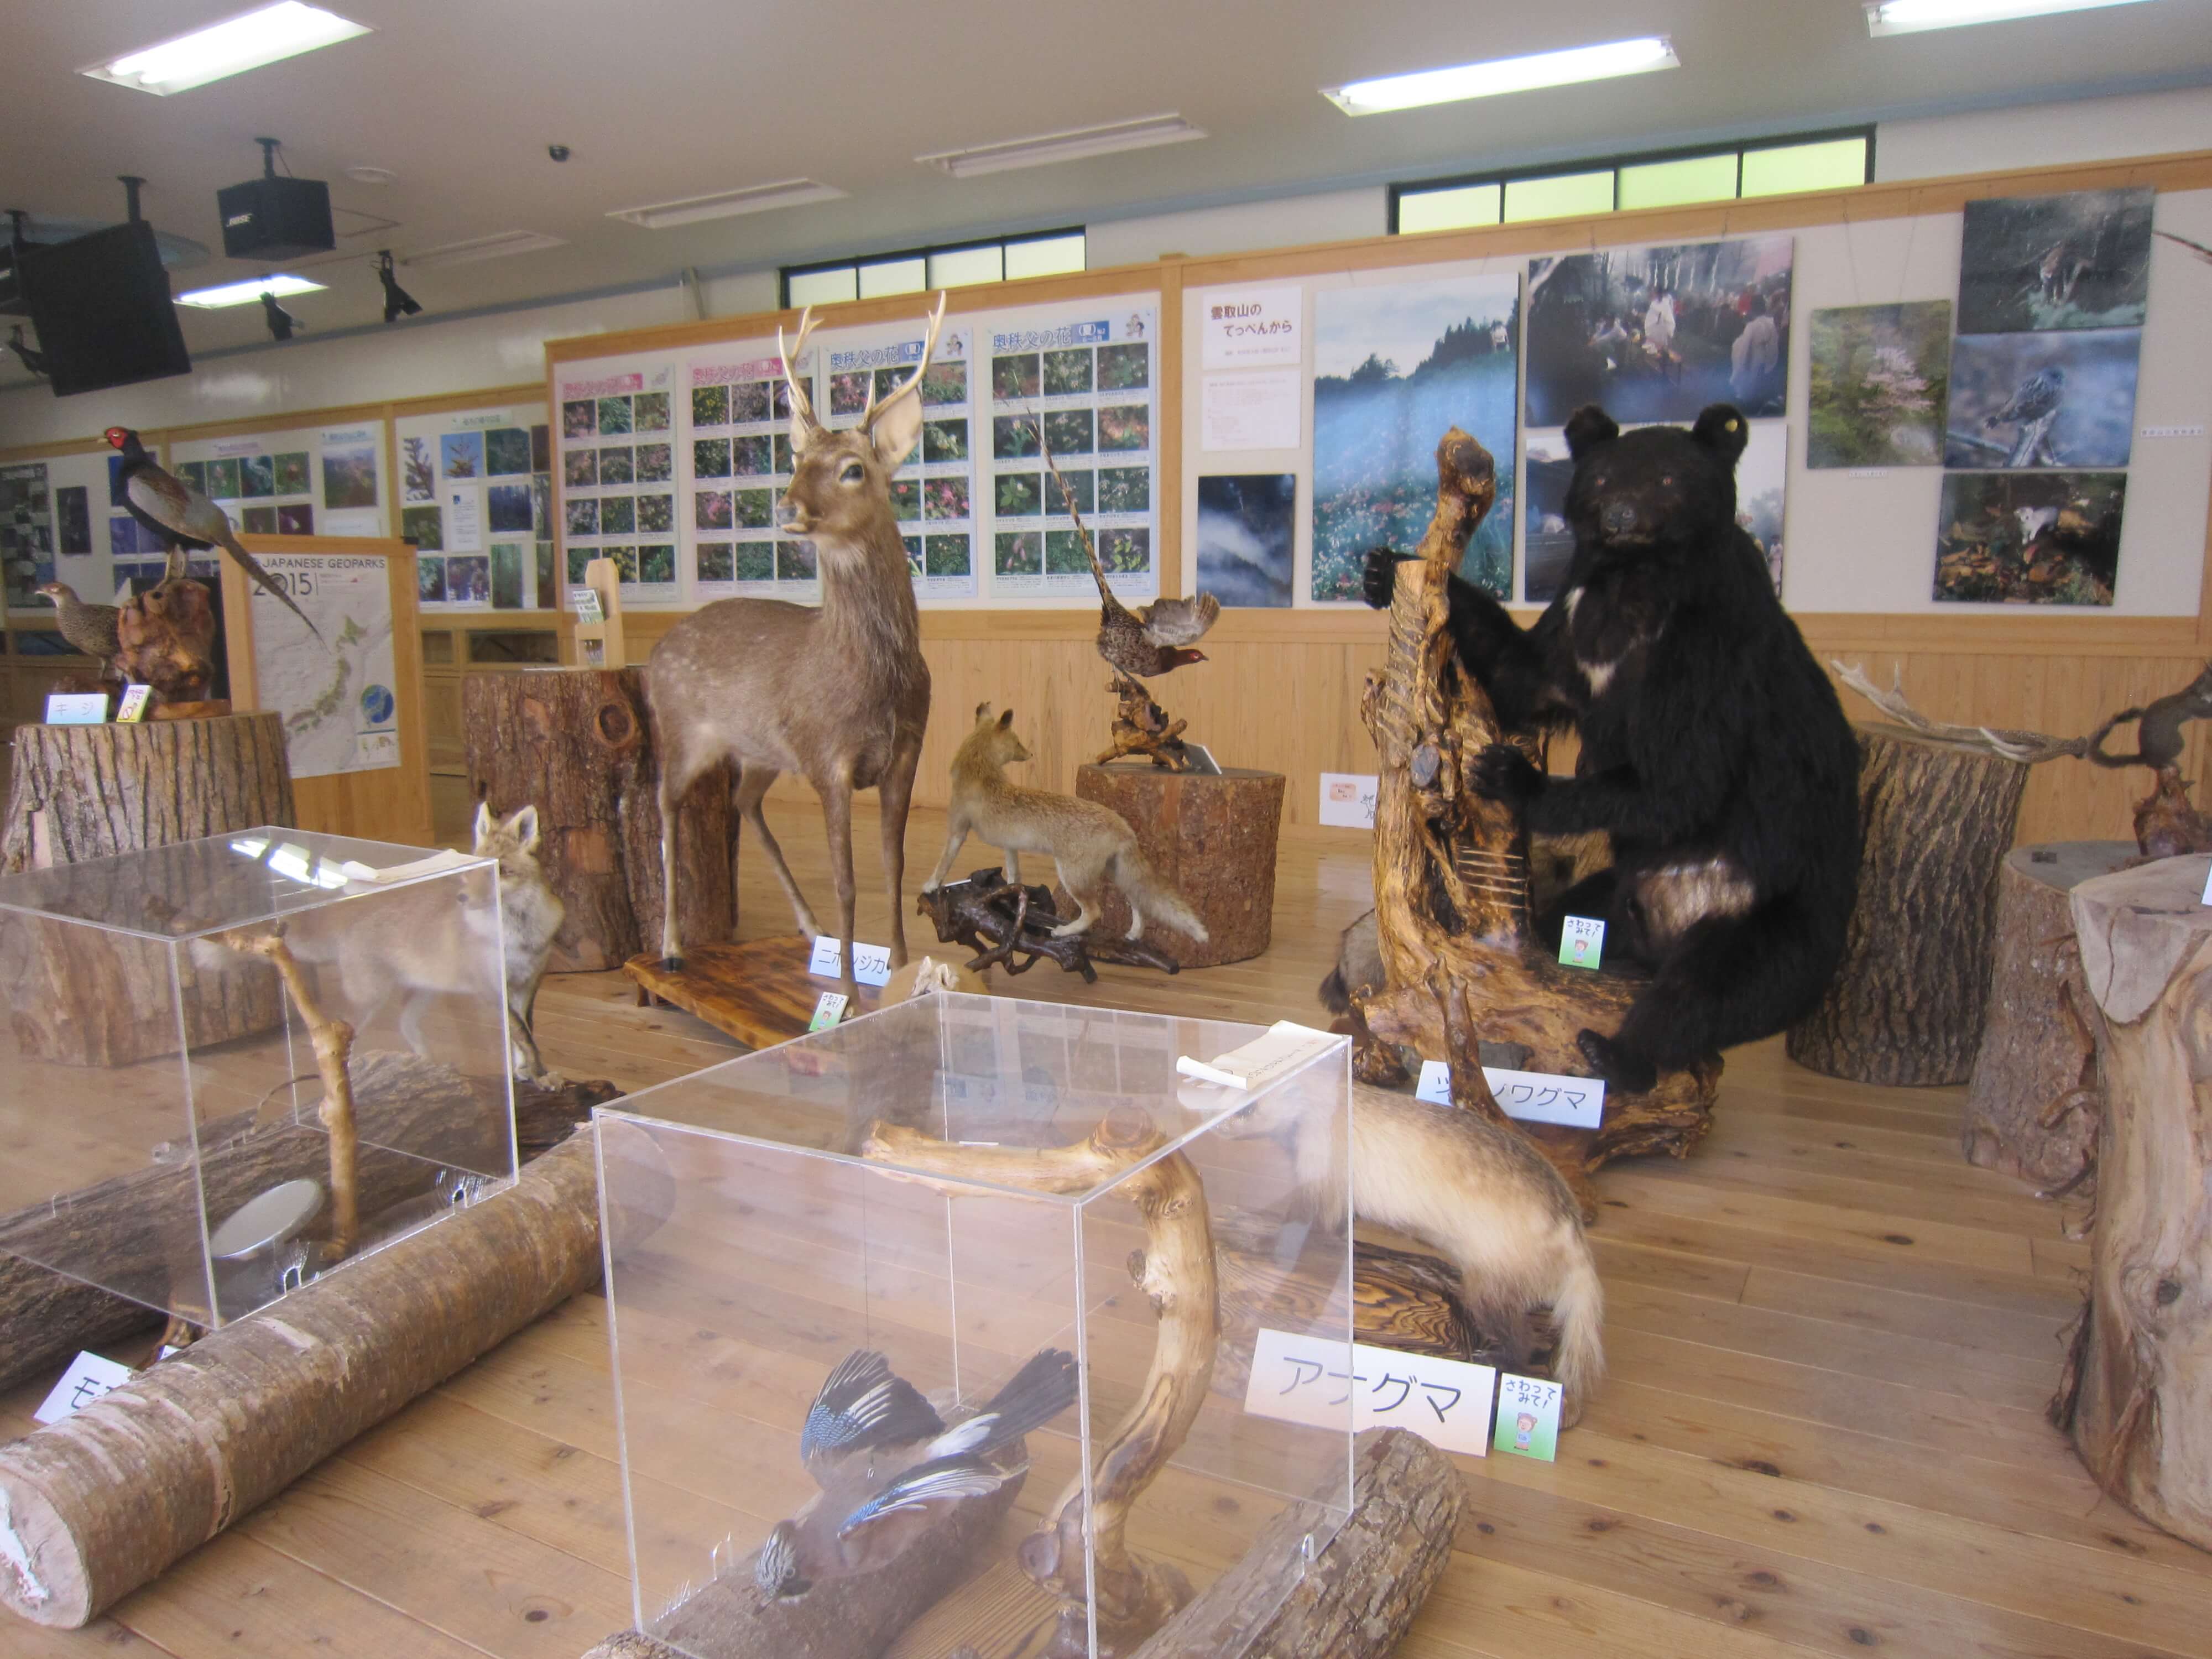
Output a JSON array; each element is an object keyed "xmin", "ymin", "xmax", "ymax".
[
  {"xmin": 375, "ymin": 248, "xmax": 421, "ymax": 322},
  {"xmin": 260, "ymin": 289, "xmax": 301, "ymax": 340},
  {"xmin": 7, "ymin": 324, "xmax": 49, "ymax": 378}
]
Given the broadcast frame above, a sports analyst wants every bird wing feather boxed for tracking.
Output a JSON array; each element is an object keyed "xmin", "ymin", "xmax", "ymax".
[
  {"xmin": 1139, "ymin": 592, "xmax": 1220, "ymax": 648},
  {"xmin": 834, "ymin": 1455, "xmax": 1018, "ymax": 1537}
]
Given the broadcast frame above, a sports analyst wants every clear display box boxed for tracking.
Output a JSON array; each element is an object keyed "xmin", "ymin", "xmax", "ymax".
[
  {"xmin": 596, "ymin": 993, "xmax": 1354, "ymax": 1658},
  {"xmin": 0, "ymin": 826, "xmax": 518, "ymax": 1329}
]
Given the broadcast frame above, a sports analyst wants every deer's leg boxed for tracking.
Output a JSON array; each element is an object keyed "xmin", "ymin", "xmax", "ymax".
[
  {"xmin": 735, "ymin": 767, "xmax": 821, "ymax": 938},
  {"xmin": 657, "ymin": 737, "xmax": 715, "ymax": 969},
  {"xmin": 879, "ymin": 735, "xmax": 924, "ymax": 968},
  {"xmin": 822, "ymin": 775, "xmax": 860, "ymax": 1003}
]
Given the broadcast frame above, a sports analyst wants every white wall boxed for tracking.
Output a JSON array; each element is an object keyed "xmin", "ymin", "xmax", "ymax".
[
  {"xmin": 1087, "ymin": 188, "xmax": 1385, "ymax": 267},
  {"xmin": 1877, "ymin": 83, "xmax": 2212, "ymax": 182}
]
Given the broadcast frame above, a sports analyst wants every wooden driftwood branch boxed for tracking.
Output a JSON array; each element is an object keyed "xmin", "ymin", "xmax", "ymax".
[
  {"xmin": 864, "ymin": 1109, "xmax": 1217, "ymax": 1656},
  {"xmin": 916, "ymin": 867, "xmax": 1186, "ymax": 981},
  {"xmin": 227, "ymin": 930, "xmax": 361, "ymax": 1260},
  {"xmin": 0, "ymin": 1128, "xmax": 632, "ymax": 1629},
  {"xmin": 1095, "ymin": 672, "xmax": 1193, "ymax": 770},
  {"xmin": 1831, "ymin": 661, "xmax": 2090, "ymax": 763},
  {"xmin": 1354, "ymin": 428, "xmax": 1721, "ymax": 1172}
]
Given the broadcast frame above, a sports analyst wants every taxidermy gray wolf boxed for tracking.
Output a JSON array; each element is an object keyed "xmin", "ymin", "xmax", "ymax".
[
  {"xmin": 194, "ymin": 804, "xmax": 566, "ymax": 1085},
  {"xmin": 1231, "ymin": 1079, "xmax": 1604, "ymax": 1425},
  {"xmin": 922, "ymin": 703, "xmax": 1208, "ymax": 945}
]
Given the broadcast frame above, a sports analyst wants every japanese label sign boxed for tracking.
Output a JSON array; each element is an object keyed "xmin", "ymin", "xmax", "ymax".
[
  {"xmin": 808, "ymin": 936, "xmax": 892, "ymax": 987},
  {"xmin": 34, "ymin": 1350, "xmax": 133, "ymax": 1424},
  {"xmin": 1494, "ymin": 1372, "xmax": 1563, "ymax": 1461},
  {"xmin": 1417, "ymin": 1061, "xmax": 1606, "ymax": 1130},
  {"xmin": 1202, "ymin": 285, "xmax": 1303, "ymax": 369},
  {"xmin": 1243, "ymin": 1326, "xmax": 1497, "ymax": 1457},
  {"xmin": 1318, "ymin": 773, "xmax": 1379, "ymax": 829},
  {"xmin": 1558, "ymin": 915, "xmax": 1605, "ymax": 969}
]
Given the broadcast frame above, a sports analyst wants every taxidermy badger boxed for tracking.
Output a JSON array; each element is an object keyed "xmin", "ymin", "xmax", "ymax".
[
  {"xmin": 1364, "ymin": 403, "xmax": 1860, "ymax": 1092},
  {"xmin": 1229, "ymin": 1079, "xmax": 1604, "ymax": 1423}
]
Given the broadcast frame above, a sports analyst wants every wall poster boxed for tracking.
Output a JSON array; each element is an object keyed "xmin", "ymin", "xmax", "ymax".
[
  {"xmin": 397, "ymin": 401, "xmax": 552, "ymax": 611},
  {"xmin": 557, "ymin": 357, "xmax": 679, "ymax": 604}
]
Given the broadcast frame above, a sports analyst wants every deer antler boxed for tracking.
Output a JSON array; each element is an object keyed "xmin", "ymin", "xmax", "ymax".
[
  {"xmin": 861, "ymin": 290, "xmax": 949, "ymax": 430},
  {"xmin": 779, "ymin": 306, "xmax": 822, "ymax": 440},
  {"xmin": 1831, "ymin": 661, "xmax": 2086, "ymax": 763}
]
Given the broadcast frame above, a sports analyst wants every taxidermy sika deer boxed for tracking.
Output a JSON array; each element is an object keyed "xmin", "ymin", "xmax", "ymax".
[
  {"xmin": 646, "ymin": 297, "xmax": 941, "ymax": 1001},
  {"xmin": 924, "ymin": 703, "xmax": 1208, "ymax": 945}
]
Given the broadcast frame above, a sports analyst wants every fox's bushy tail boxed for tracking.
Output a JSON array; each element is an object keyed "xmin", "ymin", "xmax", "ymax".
[{"xmin": 1111, "ymin": 846, "xmax": 1209, "ymax": 943}]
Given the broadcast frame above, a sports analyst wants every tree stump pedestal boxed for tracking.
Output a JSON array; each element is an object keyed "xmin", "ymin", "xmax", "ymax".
[
  {"xmin": 1961, "ymin": 842, "xmax": 2131, "ymax": 1190},
  {"xmin": 1787, "ymin": 722, "xmax": 2030, "ymax": 1085},
  {"xmin": 2053, "ymin": 854, "xmax": 2212, "ymax": 1550},
  {"xmin": 1065, "ymin": 763, "xmax": 1284, "ymax": 967},
  {"xmin": 463, "ymin": 667, "xmax": 732, "ymax": 972}
]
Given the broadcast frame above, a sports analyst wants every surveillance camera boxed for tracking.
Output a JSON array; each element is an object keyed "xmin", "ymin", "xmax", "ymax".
[{"xmin": 547, "ymin": 144, "xmax": 571, "ymax": 163}]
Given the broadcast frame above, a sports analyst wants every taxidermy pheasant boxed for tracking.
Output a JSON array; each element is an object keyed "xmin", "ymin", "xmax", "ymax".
[
  {"xmin": 36, "ymin": 581, "xmax": 120, "ymax": 662},
  {"xmin": 1038, "ymin": 430, "xmax": 1217, "ymax": 680},
  {"xmin": 104, "ymin": 426, "xmax": 322, "ymax": 641}
]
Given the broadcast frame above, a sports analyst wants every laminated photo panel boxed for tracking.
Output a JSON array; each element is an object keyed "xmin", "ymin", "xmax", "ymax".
[
  {"xmin": 1958, "ymin": 186, "xmax": 2154, "ymax": 335},
  {"xmin": 1806, "ymin": 301, "xmax": 1952, "ymax": 469},
  {"xmin": 395, "ymin": 401, "xmax": 552, "ymax": 611}
]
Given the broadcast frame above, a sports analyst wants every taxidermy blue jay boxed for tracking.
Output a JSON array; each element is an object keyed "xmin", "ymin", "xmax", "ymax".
[{"xmin": 757, "ymin": 1345, "xmax": 1079, "ymax": 1601}]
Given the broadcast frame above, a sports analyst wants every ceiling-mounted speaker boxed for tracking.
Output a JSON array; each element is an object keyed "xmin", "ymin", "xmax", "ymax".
[{"xmin": 218, "ymin": 137, "xmax": 333, "ymax": 261}]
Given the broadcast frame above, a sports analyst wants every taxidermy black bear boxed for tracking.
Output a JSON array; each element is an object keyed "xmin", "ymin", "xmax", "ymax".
[{"xmin": 1363, "ymin": 402, "xmax": 1860, "ymax": 1092}]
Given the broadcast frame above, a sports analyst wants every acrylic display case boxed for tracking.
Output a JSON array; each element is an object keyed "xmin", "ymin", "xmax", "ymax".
[
  {"xmin": 596, "ymin": 992, "xmax": 1354, "ymax": 1658},
  {"xmin": 0, "ymin": 826, "xmax": 518, "ymax": 1329}
]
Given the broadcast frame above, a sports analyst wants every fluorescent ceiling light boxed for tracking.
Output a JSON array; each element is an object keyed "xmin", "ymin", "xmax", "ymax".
[
  {"xmin": 175, "ymin": 274, "xmax": 326, "ymax": 309},
  {"xmin": 401, "ymin": 231, "xmax": 566, "ymax": 267},
  {"xmin": 1324, "ymin": 36, "xmax": 1678, "ymax": 116},
  {"xmin": 83, "ymin": 3, "xmax": 370, "ymax": 96},
  {"xmin": 1866, "ymin": 0, "xmax": 2153, "ymax": 34},
  {"xmin": 608, "ymin": 179, "xmax": 847, "ymax": 229},
  {"xmin": 917, "ymin": 115, "xmax": 1205, "ymax": 178}
]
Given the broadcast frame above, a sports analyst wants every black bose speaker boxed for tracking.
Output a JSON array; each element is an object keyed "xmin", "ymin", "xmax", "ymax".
[
  {"xmin": 217, "ymin": 173, "xmax": 333, "ymax": 261},
  {"xmin": 22, "ymin": 221, "xmax": 191, "ymax": 397}
]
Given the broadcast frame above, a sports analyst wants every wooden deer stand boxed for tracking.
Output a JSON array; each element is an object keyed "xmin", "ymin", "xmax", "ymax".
[{"xmin": 1349, "ymin": 429, "xmax": 1721, "ymax": 1175}]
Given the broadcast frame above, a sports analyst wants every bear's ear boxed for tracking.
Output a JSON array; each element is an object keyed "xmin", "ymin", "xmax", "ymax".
[
  {"xmin": 1564, "ymin": 404, "xmax": 1619, "ymax": 460},
  {"xmin": 1692, "ymin": 404, "xmax": 1750, "ymax": 466}
]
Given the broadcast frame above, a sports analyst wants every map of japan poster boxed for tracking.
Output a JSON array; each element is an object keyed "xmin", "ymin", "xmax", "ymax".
[{"xmin": 248, "ymin": 552, "xmax": 400, "ymax": 779}]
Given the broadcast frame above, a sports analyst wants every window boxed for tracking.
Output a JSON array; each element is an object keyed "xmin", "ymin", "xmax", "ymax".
[
  {"xmin": 1391, "ymin": 129, "xmax": 1872, "ymax": 234},
  {"xmin": 782, "ymin": 228, "xmax": 1085, "ymax": 307}
]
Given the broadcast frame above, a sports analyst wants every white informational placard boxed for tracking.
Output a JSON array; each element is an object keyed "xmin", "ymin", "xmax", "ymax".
[
  {"xmin": 1243, "ymin": 1327, "xmax": 1496, "ymax": 1457},
  {"xmin": 1201, "ymin": 286, "xmax": 1303, "ymax": 369},
  {"xmin": 808, "ymin": 935, "xmax": 893, "ymax": 987},
  {"xmin": 1317, "ymin": 773, "xmax": 1378, "ymax": 829},
  {"xmin": 34, "ymin": 1350, "xmax": 133, "ymax": 1424},
  {"xmin": 43, "ymin": 692, "xmax": 108, "ymax": 725},
  {"xmin": 1202, "ymin": 369, "xmax": 1303, "ymax": 452},
  {"xmin": 248, "ymin": 552, "xmax": 401, "ymax": 780},
  {"xmin": 442, "ymin": 483, "xmax": 483, "ymax": 554},
  {"xmin": 1416, "ymin": 1060, "xmax": 1606, "ymax": 1130}
]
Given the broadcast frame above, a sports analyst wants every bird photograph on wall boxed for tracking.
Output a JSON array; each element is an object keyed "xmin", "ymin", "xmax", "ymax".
[
  {"xmin": 1943, "ymin": 328, "xmax": 2140, "ymax": 469},
  {"xmin": 105, "ymin": 426, "xmax": 324, "ymax": 641}
]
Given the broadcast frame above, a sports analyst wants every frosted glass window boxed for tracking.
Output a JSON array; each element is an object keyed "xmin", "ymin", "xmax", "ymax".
[
  {"xmin": 787, "ymin": 267, "xmax": 857, "ymax": 307},
  {"xmin": 858, "ymin": 257, "xmax": 927, "ymax": 299},
  {"xmin": 1504, "ymin": 171, "xmax": 1614, "ymax": 223},
  {"xmin": 930, "ymin": 244, "xmax": 1003, "ymax": 288},
  {"xmin": 1005, "ymin": 233, "xmax": 1086, "ymax": 279},
  {"xmin": 1398, "ymin": 183, "xmax": 1503, "ymax": 233},
  {"xmin": 1741, "ymin": 137, "xmax": 1867, "ymax": 197},
  {"xmin": 1618, "ymin": 152, "xmax": 1739, "ymax": 210}
]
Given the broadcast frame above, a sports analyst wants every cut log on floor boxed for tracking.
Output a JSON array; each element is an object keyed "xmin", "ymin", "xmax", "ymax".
[
  {"xmin": 1, "ymin": 711, "xmax": 293, "ymax": 876},
  {"xmin": 463, "ymin": 668, "xmax": 734, "ymax": 972},
  {"xmin": 2051, "ymin": 853, "xmax": 2212, "ymax": 1551},
  {"xmin": 577, "ymin": 1452, "xmax": 1025, "ymax": 1659},
  {"xmin": 0, "ymin": 1063, "xmax": 616, "ymax": 1395},
  {"xmin": 581, "ymin": 1428, "xmax": 1460, "ymax": 1659},
  {"xmin": 624, "ymin": 935, "xmax": 881, "ymax": 1049},
  {"xmin": 0, "ymin": 1122, "xmax": 641, "ymax": 1629},
  {"xmin": 1066, "ymin": 765, "xmax": 1285, "ymax": 966},
  {"xmin": 1961, "ymin": 842, "xmax": 2130, "ymax": 1191},
  {"xmin": 1787, "ymin": 723, "xmax": 2030, "ymax": 1086}
]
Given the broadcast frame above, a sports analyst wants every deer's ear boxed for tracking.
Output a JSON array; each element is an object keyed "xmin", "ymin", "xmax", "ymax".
[{"xmin": 866, "ymin": 382, "xmax": 926, "ymax": 471}]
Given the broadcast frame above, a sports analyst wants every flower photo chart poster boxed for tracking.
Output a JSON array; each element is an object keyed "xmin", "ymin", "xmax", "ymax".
[
  {"xmin": 819, "ymin": 314, "xmax": 978, "ymax": 600},
  {"xmin": 986, "ymin": 299, "xmax": 1157, "ymax": 601},
  {"xmin": 169, "ymin": 421, "xmax": 390, "ymax": 587},
  {"xmin": 686, "ymin": 342, "xmax": 804, "ymax": 601},
  {"xmin": 557, "ymin": 357, "xmax": 679, "ymax": 603},
  {"xmin": 1311, "ymin": 274, "xmax": 1519, "ymax": 601},
  {"xmin": 397, "ymin": 402, "xmax": 552, "ymax": 609}
]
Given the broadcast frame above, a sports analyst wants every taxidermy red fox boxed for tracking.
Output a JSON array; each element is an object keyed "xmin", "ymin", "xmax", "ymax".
[
  {"xmin": 922, "ymin": 703, "xmax": 1208, "ymax": 945},
  {"xmin": 1233, "ymin": 1079, "xmax": 1605, "ymax": 1425}
]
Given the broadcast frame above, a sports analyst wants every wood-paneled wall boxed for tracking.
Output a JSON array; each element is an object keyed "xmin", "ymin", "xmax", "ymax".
[{"xmin": 608, "ymin": 607, "xmax": 2207, "ymax": 845}]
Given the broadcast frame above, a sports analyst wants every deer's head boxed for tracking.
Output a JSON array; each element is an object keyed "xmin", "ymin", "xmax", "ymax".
[{"xmin": 776, "ymin": 294, "xmax": 947, "ymax": 560}]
